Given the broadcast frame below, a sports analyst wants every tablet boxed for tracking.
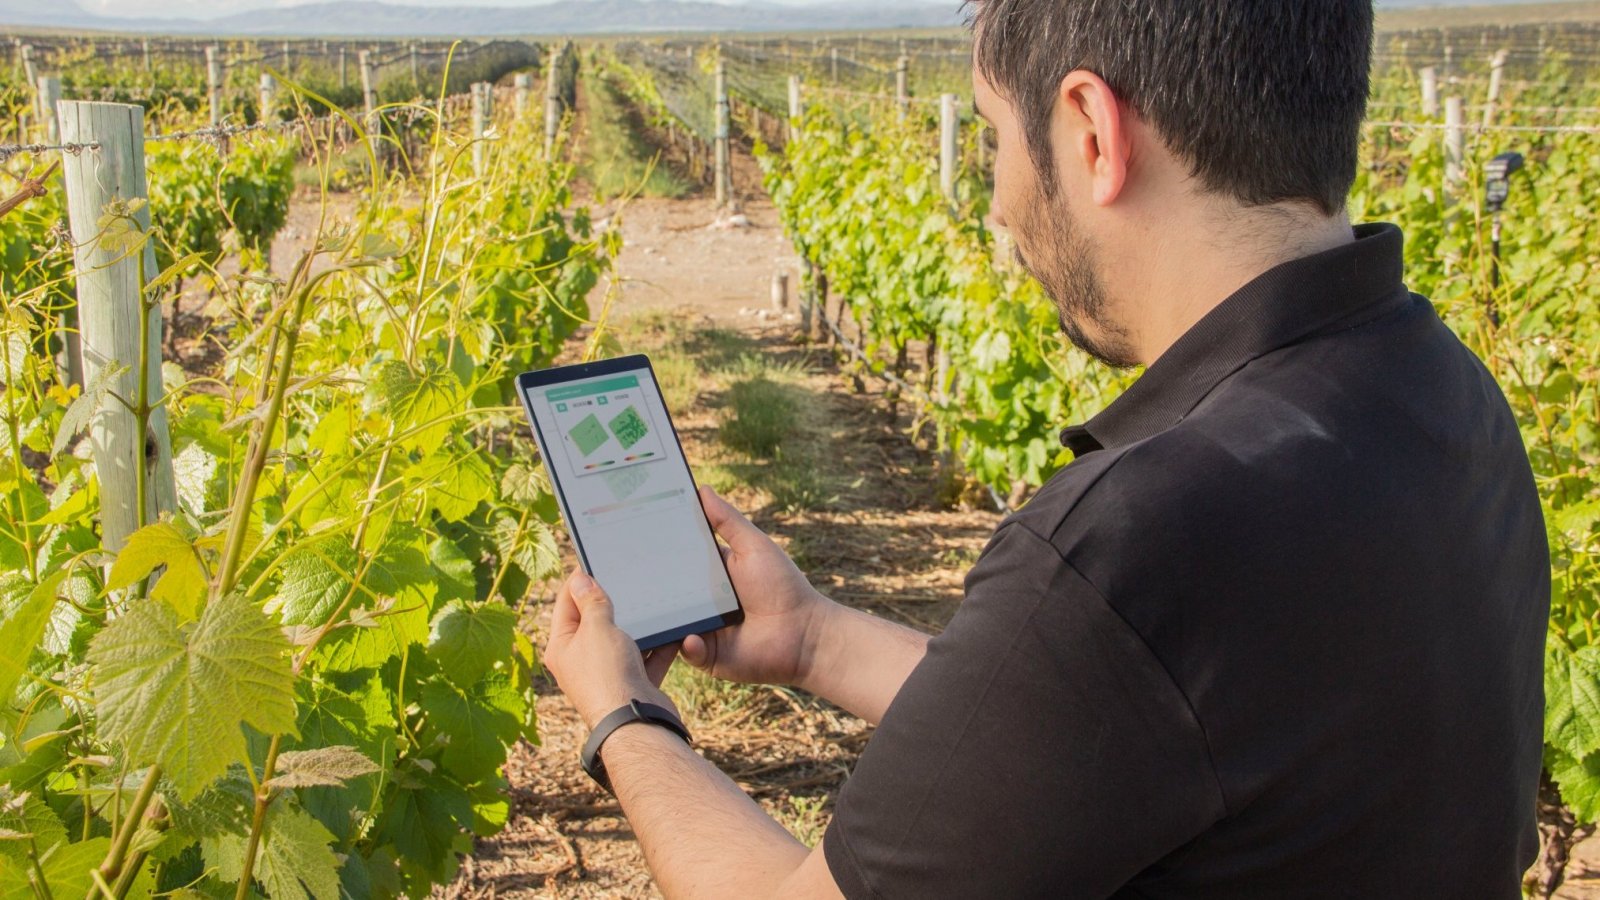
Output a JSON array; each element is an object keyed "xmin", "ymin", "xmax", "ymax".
[{"xmin": 515, "ymin": 355, "xmax": 744, "ymax": 650}]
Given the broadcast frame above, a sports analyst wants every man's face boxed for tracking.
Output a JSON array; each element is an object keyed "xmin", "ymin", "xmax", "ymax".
[{"xmin": 973, "ymin": 61, "xmax": 1137, "ymax": 368}]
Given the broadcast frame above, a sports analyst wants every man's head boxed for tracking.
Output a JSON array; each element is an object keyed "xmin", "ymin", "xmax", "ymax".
[{"xmin": 969, "ymin": 0, "xmax": 1374, "ymax": 367}]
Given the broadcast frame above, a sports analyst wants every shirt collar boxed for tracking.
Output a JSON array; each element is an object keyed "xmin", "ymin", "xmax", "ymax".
[{"xmin": 1061, "ymin": 222, "xmax": 1409, "ymax": 457}]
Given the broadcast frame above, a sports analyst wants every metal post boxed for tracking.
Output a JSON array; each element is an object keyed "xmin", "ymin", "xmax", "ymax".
[
  {"xmin": 1420, "ymin": 66, "xmax": 1438, "ymax": 118},
  {"xmin": 787, "ymin": 74, "xmax": 802, "ymax": 142},
  {"xmin": 1444, "ymin": 96, "xmax": 1464, "ymax": 189},
  {"xmin": 56, "ymin": 101, "xmax": 177, "ymax": 553},
  {"xmin": 715, "ymin": 59, "xmax": 730, "ymax": 206},
  {"xmin": 205, "ymin": 45, "xmax": 223, "ymax": 126},
  {"xmin": 896, "ymin": 55, "xmax": 909, "ymax": 121}
]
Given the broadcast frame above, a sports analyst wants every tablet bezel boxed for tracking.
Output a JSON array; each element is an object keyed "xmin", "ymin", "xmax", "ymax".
[{"xmin": 515, "ymin": 354, "xmax": 746, "ymax": 651}]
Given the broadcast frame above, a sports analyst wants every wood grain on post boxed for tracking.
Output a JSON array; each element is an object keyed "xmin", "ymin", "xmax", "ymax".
[
  {"xmin": 1444, "ymin": 96, "xmax": 1464, "ymax": 189},
  {"xmin": 1420, "ymin": 66, "xmax": 1438, "ymax": 118},
  {"xmin": 515, "ymin": 72, "xmax": 533, "ymax": 119},
  {"xmin": 787, "ymin": 74, "xmax": 801, "ymax": 143},
  {"xmin": 258, "ymin": 72, "xmax": 276, "ymax": 124},
  {"xmin": 714, "ymin": 60, "xmax": 730, "ymax": 207},
  {"xmin": 205, "ymin": 45, "xmax": 223, "ymax": 126},
  {"xmin": 938, "ymin": 92, "xmax": 958, "ymax": 201},
  {"xmin": 545, "ymin": 48, "xmax": 561, "ymax": 154},
  {"xmin": 38, "ymin": 76, "xmax": 60, "ymax": 145},
  {"xmin": 56, "ymin": 101, "xmax": 177, "ymax": 553},
  {"xmin": 1483, "ymin": 49, "xmax": 1508, "ymax": 129}
]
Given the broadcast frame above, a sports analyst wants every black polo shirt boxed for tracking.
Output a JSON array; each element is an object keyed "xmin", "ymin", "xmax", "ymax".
[{"xmin": 822, "ymin": 224, "xmax": 1549, "ymax": 898}]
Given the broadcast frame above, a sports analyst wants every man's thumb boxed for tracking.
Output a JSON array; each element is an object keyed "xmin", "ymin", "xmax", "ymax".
[{"xmin": 569, "ymin": 572, "xmax": 614, "ymax": 622}]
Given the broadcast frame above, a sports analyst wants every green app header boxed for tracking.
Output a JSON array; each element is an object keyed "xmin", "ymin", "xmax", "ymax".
[{"xmin": 546, "ymin": 374, "xmax": 641, "ymax": 402}]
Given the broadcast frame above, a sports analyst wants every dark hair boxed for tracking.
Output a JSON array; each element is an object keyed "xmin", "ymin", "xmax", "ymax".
[{"xmin": 970, "ymin": 0, "xmax": 1373, "ymax": 215}]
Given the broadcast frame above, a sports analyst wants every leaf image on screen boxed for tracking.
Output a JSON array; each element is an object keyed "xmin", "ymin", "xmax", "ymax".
[
  {"xmin": 607, "ymin": 405, "xmax": 650, "ymax": 450},
  {"xmin": 569, "ymin": 413, "xmax": 610, "ymax": 457}
]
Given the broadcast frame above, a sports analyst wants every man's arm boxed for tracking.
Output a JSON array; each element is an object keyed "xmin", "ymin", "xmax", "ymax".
[
  {"xmin": 687, "ymin": 487, "xmax": 929, "ymax": 725},
  {"xmin": 603, "ymin": 722, "xmax": 844, "ymax": 900},
  {"xmin": 541, "ymin": 572, "xmax": 845, "ymax": 900}
]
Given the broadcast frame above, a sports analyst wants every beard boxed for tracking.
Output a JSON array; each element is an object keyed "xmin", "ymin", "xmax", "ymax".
[{"xmin": 1008, "ymin": 183, "xmax": 1138, "ymax": 369}]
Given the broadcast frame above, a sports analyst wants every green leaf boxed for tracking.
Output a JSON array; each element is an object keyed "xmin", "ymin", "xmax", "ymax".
[
  {"xmin": 430, "ymin": 537, "xmax": 476, "ymax": 607},
  {"xmin": 203, "ymin": 800, "xmax": 340, "ymax": 900},
  {"xmin": 0, "ymin": 571, "xmax": 64, "ymax": 708},
  {"xmin": 0, "ymin": 789, "xmax": 68, "ymax": 862},
  {"xmin": 413, "ymin": 445, "xmax": 493, "ymax": 523},
  {"xmin": 1546, "ymin": 640, "xmax": 1600, "ymax": 760},
  {"xmin": 272, "ymin": 539, "xmax": 359, "ymax": 628},
  {"xmin": 1554, "ymin": 749, "xmax": 1600, "ymax": 823},
  {"xmin": 0, "ymin": 836, "xmax": 109, "ymax": 900},
  {"xmin": 493, "ymin": 515, "xmax": 560, "ymax": 586},
  {"xmin": 428, "ymin": 601, "xmax": 516, "ymax": 687},
  {"xmin": 51, "ymin": 362, "xmax": 128, "ymax": 458},
  {"xmin": 88, "ymin": 593, "xmax": 298, "ymax": 800},
  {"xmin": 373, "ymin": 766, "xmax": 472, "ymax": 882},
  {"xmin": 370, "ymin": 360, "xmax": 463, "ymax": 452},
  {"xmin": 419, "ymin": 675, "xmax": 521, "ymax": 782},
  {"xmin": 265, "ymin": 746, "xmax": 379, "ymax": 790},
  {"xmin": 107, "ymin": 522, "xmax": 210, "ymax": 620}
]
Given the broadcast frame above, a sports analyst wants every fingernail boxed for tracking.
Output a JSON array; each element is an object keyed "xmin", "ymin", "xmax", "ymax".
[{"xmin": 571, "ymin": 572, "xmax": 598, "ymax": 598}]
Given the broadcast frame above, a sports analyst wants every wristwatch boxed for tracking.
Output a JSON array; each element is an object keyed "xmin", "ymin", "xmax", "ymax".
[{"xmin": 580, "ymin": 699, "xmax": 692, "ymax": 793}]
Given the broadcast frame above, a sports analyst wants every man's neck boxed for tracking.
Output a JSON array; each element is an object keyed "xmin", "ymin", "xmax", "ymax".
[{"xmin": 1119, "ymin": 206, "xmax": 1355, "ymax": 367}]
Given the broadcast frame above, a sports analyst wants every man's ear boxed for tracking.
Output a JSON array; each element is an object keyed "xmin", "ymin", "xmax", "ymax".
[{"xmin": 1056, "ymin": 70, "xmax": 1130, "ymax": 207}]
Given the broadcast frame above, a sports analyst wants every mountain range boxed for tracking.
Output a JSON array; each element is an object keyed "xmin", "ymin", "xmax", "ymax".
[{"xmin": 0, "ymin": 0, "xmax": 1587, "ymax": 37}]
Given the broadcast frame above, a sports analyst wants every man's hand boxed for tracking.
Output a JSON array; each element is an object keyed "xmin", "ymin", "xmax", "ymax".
[
  {"xmin": 543, "ymin": 570, "xmax": 680, "ymax": 730},
  {"xmin": 684, "ymin": 487, "xmax": 837, "ymax": 689}
]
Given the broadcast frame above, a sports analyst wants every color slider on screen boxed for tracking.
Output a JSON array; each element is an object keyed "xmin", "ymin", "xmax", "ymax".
[{"xmin": 582, "ymin": 488, "xmax": 684, "ymax": 517}]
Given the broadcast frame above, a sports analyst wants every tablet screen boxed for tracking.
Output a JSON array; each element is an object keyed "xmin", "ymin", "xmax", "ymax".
[{"xmin": 519, "ymin": 361, "xmax": 740, "ymax": 643}]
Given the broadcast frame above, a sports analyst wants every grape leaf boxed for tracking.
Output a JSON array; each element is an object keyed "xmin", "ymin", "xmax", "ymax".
[
  {"xmin": 419, "ymin": 675, "xmax": 521, "ymax": 782},
  {"xmin": 0, "ymin": 570, "xmax": 64, "ymax": 708},
  {"xmin": 1546, "ymin": 641, "xmax": 1600, "ymax": 761},
  {"xmin": 412, "ymin": 445, "xmax": 493, "ymax": 523},
  {"xmin": 371, "ymin": 360, "xmax": 464, "ymax": 452},
  {"xmin": 88, "ymin": 593, "xmax": 298, "ymax": 799},
  {"xmin": 106, "ymin": 522, "xmax": 210, "ymax": 621},
  {"xmin": 430, "ymin": 537, "xmax": 477, "ymax": 607},
  {"xmin": 266, "ymin": 746, "xmax": 379, "ymax": 790},
  {"xmin": 493, "ymin": 515, "xmax": 560, "ymax": 585},
  {"xmin": 373, "ymin": 766, "xmax": 472, "ymax": 882},
  {"xmin": 272, "ymin": 538, "xmax": 359, "ymax": 628},
  {"xmin": 0, "ymin": 836, "xmax": 109, "ymax": 900},
  {"xmin": 0, "ymin": 789, "xmax": 68, "ymax": 862},
  {"xmin": 1554, "ymin": 749, "xmax": 1600, "ymax": 823},
  {"xmin": 203, "ymin": 800, "xmax": 340, "ymax": 900},
  {"xmin": 427, "ymin": 601, "xmax": 516, "ymax": 687}
]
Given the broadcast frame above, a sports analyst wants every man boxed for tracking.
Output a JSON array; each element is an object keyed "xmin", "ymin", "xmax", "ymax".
[{"xmin": 542, "ymin": 1, "xmax": 1550, "ymax": 896}]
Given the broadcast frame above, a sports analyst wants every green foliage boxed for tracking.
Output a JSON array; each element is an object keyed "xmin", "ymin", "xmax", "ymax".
[{"xmin": 0, "ymin": 63, "xmax": 610, "ymax": 899}]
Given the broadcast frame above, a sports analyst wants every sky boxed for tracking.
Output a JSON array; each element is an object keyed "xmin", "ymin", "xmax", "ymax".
[{"xmin": 86, "ymin": 0, "xmax": 858, "ymax": 18}]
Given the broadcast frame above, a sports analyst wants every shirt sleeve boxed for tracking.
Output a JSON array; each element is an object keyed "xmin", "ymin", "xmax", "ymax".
[{"xmin": 822, "ymin": 523, "xmax": 1226, "ymax": 900}]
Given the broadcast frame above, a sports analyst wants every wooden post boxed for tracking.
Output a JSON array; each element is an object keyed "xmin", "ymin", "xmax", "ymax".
[
  {"xmin": 1420, "ymin": 66, "xmax": 1439, "ymax": 118},
  {"xmin": 895, "ymin": 55, "xmax": 909, "ymax": 121},
  {"xmin": 1444, "ymin": 96, "xmax": 1464, "ymax": 189},
  {"xmin": 281, "ymin": 40, "xmax": 291, "ymax": 75},
  {"xmin": 1483, "ymin": 49, "xmax": 1507, "ymax": 129},
  {"xmin": 56, "ymin": 101, "xmax": 177, "ymax": 553},
  {"xmin": 258, "ymin": 72, "xmax": 276, "ymax": 123},
  {"xmin": 141, "ymin": 37, "xmax": 150, "ymax": 73},
  {"xmin": 515, "ymin": 72, "xmax": 533, "ymax": 118},
  {"xmin": 714, "ymin": 60, "xmax": 730, "ymax": 207},
  {"xmin": 359, "ymin": 49, "xmax": 380, "ymax": 163},
  {"xmin": 830, "ymin": 46, "xmax": 838, "ymax": 83},
  {"xmin": 410, "ymin": 42, "xmax": 419, "ymax": 89},
  {"xmin": 38, "ymin": 76, "xmax": 60, "ymax": 145},
  {"xmin": 787, "ymin": 74, "xmax": 801, "ymax": 142},
  {"xmin": 339, "ymin": 45, "xmax": 347, "ymax": 90},
  {"xmin": 205, "ymin": 45, "xmax": 223, "ymax": 126},
  {"xmin": 939, "ymin": 92, "xmax": 958, "ymax": 201},
  {"xmin": 771, "ymin": 270, "xmax": 789, "ymax": 313},
  {"xmin": 544, "ymin": 47, "xmax": 561, "ymax": 154},
  {"xmin": 20, "ymin": 44, "xmax": 35, "ymax": 96},
  {"xmin": 471, "ymin": 82, "xmax": 488, "ymax": 178},
  {"xmin": 802, "ymin": 263, "xmax": 817, "ymax": 338}
]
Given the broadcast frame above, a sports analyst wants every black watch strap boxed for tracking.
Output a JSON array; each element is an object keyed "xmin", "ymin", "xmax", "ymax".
[{"xmin": 580, "ymin": 699, "xmax": 692, "ymax": 793}]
